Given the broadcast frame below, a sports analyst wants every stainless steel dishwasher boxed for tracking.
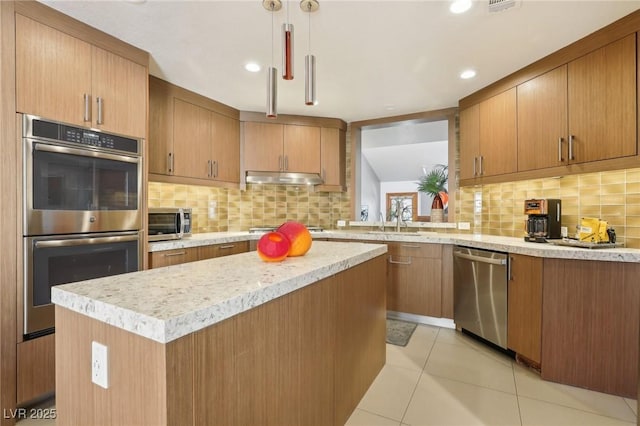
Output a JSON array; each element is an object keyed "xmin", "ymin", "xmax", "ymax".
[{"xmin": 453, "ymin": 246, "xmax": 508, "ymax": 349}]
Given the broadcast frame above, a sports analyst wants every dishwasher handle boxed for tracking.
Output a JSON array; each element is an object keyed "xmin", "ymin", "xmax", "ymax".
[{"xmin": 453, "ymin": 250, "xmax": 507, "ymax": 266}]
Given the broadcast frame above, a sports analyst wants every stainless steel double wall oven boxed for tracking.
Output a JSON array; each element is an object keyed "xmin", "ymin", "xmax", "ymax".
[{"xmin": 22, "ymin": 115, "xmax": 143, "ymax": 338}]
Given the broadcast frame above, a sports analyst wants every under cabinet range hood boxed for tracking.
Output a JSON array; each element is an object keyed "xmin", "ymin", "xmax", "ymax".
[{"xmin": 245, "ymin": 171, "xmax": 323, "ymax": 185}]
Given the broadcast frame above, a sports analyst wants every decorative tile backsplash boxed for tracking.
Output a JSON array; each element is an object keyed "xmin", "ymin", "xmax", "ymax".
[
  {"xmin": 148, "ymin": 182, "xmax": 352, "ymax": 233},
  {"xmin": 455, "ymin": 168, "xmax": 640, "ymax": 249}
]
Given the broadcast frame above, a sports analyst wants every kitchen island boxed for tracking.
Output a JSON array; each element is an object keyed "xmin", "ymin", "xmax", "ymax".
[{"xmin": 52, "ymin": 241, "xmax": 388, "ymax": 426}]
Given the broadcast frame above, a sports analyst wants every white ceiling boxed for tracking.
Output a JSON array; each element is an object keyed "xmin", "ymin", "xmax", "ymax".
[{"xmin": 40, "ymin": 1, "xmax": 640, "ymax": 123}]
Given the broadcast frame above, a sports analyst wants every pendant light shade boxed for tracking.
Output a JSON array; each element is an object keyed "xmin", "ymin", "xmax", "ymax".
[
  {"xmin": 282, "ymin": 23, "xmax": 294, "ymax": 80},
  {"xmin": 266, "ymin": 67, "xmax": 278, "ymax": 118},
  {"xmin": 304, "ymin": 54, "xmax": 316, "ymax": 105}
]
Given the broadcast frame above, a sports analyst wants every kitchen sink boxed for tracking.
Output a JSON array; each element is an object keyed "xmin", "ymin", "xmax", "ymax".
[{"xmin": 366, "ymin": 231, "xmax": 436, "ymax": 236}]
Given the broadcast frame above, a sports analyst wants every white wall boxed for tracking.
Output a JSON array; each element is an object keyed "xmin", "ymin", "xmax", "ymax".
[{"xmin": 360, "ymin": 156, "xmax": 380, "ymax": 221}]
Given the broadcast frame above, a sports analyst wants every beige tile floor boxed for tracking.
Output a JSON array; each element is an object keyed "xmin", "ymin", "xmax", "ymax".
[
  {"xmin": 347, "ymin": 325, "xmax": 639, "ymax": 426},
  {"xmin": 16, "ymin": 325, "xmax": 639, "ymax": 425}
]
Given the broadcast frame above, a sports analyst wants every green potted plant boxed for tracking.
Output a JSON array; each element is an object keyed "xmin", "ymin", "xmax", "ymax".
[{"xmin": 417, "ymin": 164, "xmax": 448, "ymax": 222}]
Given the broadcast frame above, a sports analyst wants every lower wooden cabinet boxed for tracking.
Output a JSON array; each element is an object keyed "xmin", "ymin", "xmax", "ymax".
[
  {"xmin": 541, "ymin": 258, "xmax": 639, "ymax": 398},
  {"xmin": 17, "ymin": 334, "xmax": 55, "ymax": 405},
  {"xmin": 507, "ymin": 254, "xmax": 542, "ymax": 363},
  {"xmin": 149, "ymin": 242, "xmax": 249, "ymax": 268},
  {"xmin": 387, "ymin": 242, "xmax": 442, "ymax": 317}
]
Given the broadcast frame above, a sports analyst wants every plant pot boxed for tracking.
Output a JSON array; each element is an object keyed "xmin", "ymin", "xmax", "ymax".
[{"xmin": 431, "ymin": 194, "xmax": 444, "ymax": 223}]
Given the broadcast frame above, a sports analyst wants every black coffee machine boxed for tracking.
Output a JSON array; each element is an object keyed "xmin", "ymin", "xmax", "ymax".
[{"xmin": 524, "ymin": 199, "xmax": 562, "ymax": 242}]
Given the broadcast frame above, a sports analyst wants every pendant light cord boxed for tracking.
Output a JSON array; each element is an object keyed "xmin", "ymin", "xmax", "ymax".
[
  {"xmin": 271, "ymin": 3, "xmax": 274, "ymax": 67},
  {"xmin": 307, "ymin": 4, "xmax": 311, "ymax": 53}
]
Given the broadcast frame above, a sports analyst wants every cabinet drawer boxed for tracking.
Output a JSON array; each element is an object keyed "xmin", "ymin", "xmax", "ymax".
[
  {"xmin": 387, "ymin": 242, "xmax": 441, "ymax": 259},
  {"xmin": 148, "ymin": 247, "xmax": 199, "ymax": 268},
  {"xmin": 199, "ymin": 241, "xmax": 249, "ymax": 259}
]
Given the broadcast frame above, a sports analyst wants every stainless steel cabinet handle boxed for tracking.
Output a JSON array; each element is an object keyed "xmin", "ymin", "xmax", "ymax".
[
  {"xmin": 163, "ymin": 251, "xmax": 186, "ymax": 257},
  {"xmin": 389, "ymin": 256, "xmax": 412, "ymax": 265},
  {"xmin": 218, "ymin": 245, "xmax": 235, "ymax": 249},
  {"xmin": 96, "ymin": 97, "xmax": 104, "ymax": 125},
  {"xmin": 285, "ymin": 155, "xmax": 289, "ymax": 171},
  {"xmin": 214, "ymin": 160, "xmax": 219, "ymax": 178},
  {"xmin": 479, "ymin": 156, "xmax": 484, "ymax": 175},
  {"xmin": 168, "ymin": 153, "xmax": 173, "ymax": 173},
  {"xmin": 278, "ymin": 155, "xmax": 283, "ymax": 171},
  {"xmin": 508, "ymin": 256, "xmax": 513, "ymax": 281},
  {"xmin": 207, "ymin": 160, "xmax": 212, "ymax": 177},
  {"xmin": 568, "ymin": 135, "xmax": 575, "ymax": 160},
  {"xmin": 83, "ymin": 93, "xmax": 91, "ymax": 122},
  {"xmin": 473, "ymin": 157, "xmax": 477, "ymax": 176},
  {"xmin": 558, "ymin": 137, "xmax": 564, "ymax": 162}
]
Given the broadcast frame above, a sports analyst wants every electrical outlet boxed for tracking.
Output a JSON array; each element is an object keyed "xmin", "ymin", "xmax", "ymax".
[
  {"xmin": 458, "ymin": 222, "xmax": 471, "ymax": 230},
  {"xmin": 91, "ymin": 341, "xmax": 109, "ymax": 389},
  {"xmin": 337, "ymin": 220, "xmax": 346, "ymax": 227}
]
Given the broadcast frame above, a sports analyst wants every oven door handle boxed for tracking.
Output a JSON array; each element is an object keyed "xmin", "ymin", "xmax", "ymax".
[
  {"xmin": 34, "ymin": 233, "xmax": 139, "ymax": 248},
  {"xmin": 33, "ymin": 142, "xmax": 140, "ymax": 164}
]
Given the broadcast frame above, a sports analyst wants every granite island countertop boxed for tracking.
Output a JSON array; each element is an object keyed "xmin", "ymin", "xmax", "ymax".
[
  {"xmin": 52, "ymin": 241, "xmax": 387, "ymax": 344},
  {"xmin": 150, "ymin": 230, "xmax": 640, "ymax": 263}
]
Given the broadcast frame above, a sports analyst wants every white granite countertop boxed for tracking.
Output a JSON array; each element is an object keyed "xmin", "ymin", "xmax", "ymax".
[
  {"xmin": 52, "ymin": 241, "xmax": 387, "ymax": 344},
  {"xmin": 150, "ymin": 230, "xmax": 640, "ymax": 263}
]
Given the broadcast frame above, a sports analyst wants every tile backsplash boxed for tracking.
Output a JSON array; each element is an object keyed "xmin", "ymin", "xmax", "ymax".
[
  {"xmin": 148, "ymin": 182, "xmax": 351, "ymax": 233},
  {"xmin": 455, "ymin": 167, "xmax": 640, "ymax": 248}
]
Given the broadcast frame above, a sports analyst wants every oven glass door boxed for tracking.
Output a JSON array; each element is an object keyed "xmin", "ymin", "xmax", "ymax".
[
  {"xmin": 24, "ymin": 232, "xmax": 140, "ymax": 338},
  {"xmin": 25, "ymin": 139, "xmax": 141, "ymax": 235}
]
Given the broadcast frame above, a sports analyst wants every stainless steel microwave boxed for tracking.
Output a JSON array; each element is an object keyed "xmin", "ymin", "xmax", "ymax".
[{"xmin": 148, "ymin": 208, "xmax": 192, "ymax": 241}]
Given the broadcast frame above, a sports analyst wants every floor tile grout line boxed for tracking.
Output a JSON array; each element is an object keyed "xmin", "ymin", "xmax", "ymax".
[
  {"xmin": 517, "ymin": 394, "xmax": 639, "ymax": 424},
  {"xmin": 512, "ymin": 361, "xmax": 525, "ymax": 426},
  {"xmin": 355, "ymin": 407, "xmax": 406, "ymax": 424}
]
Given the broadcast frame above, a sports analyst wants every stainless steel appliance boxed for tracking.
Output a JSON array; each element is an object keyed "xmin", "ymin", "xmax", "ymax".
[
  {"xmin": 148, "ymin": 207, "xmax": 192, "ymax": 241},
  {"xmin": 24, "ymin": 232, "xmax": 140, "ymax": 337},
  {"xmin": 248, "ymin": 226, "xmax": 324, "ymax": 233},
  {"xmin": 453, "ymin": 246, "xmax": 508, "ymax": 350},
  {"xmin": 23, "ymin": 114, "xmax": 142, "ymax": 235},
  {"xmin": 22, "ymin": 114, "xmax": 143, "ymax": 338},
  {"xmin": 524, "ymin": 199, "xmax": 561, "ymax": 243}
]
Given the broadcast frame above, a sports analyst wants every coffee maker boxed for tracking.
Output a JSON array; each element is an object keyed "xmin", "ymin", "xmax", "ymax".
[{"xmin": 524, "ymin": 199, "xmax": 562, "ymax": 242}]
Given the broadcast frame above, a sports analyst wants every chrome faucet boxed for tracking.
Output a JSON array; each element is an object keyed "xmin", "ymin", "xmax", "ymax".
[
  {"xmin": 379, "ymin": 211, "xmax": 385, "ymax": 231},
  {"xmin": 395, "ymin": 199, "xmax": 407, "ymax": 232}
]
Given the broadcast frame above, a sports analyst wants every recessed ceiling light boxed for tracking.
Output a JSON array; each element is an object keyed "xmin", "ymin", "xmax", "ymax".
[
  {"xmin": 460, "ymin": 69, "xmax": 477, "ymax": 79},
  {"xmin": 245, "ymin": 62, "xmax": 261, "ymax": 73},
  {"xmin": 450, "ymin": 0, "xmax": 472, "ymax": 14}
]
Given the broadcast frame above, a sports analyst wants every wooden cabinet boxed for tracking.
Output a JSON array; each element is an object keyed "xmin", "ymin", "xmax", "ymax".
[
  {"xmin": 459, "ymin": 89, "xmax": 517, "ymax": 179},
  {"xmin": 243, "ymin": 122, "xmax": 321, "ymax": 174},
  {"xmin": 541, "ymin": 258, "xmax": 639, "ymax": 398},
  {"xmin": 148, "ymin": 247, "xmax": 199, "ymax": 268},
  {"xmin": 386, "ymin": 242, "xmax": 442, "ymax": 317},
  {"xmin": 15, "ymin": 14, "xmax": 146, "ymax": 138},
  {"xmin": 567, "ymin": 34, "xmax": 636, "ymax": 164},
  {"xmin": 149, "ymin": 77, "xmax": 240, "ymax": 184},
  {"xmin": 149, "ymin": 241, "xmax": 249, "ymax": 268},
  {"xmin": 517, "ymin": 66, "xmax": 569, "ymax": 171},
  {"xmin": 507, "ymin": 254, "xmax": 542, "ymax": 364},
  {"xmin": 17, "ymin": 334, "xmax": 55, "ymax": 405},
  {"xmin": 198, "ymin": 241, "xmax": 249, "ymax": 260},
  {"xmin": 317, "ymin": 127, "xmax": 346, "ymax": 191}
]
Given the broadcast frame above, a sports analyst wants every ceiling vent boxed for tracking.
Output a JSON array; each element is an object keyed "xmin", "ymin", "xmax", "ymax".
[{"xmin": 488, "ymin": 0, "xmax": 520, "ymax": 13}]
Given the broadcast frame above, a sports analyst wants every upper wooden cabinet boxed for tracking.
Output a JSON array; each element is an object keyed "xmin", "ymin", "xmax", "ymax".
[
  {"xmin": 15, "ymin": 14, "xmax": 146, "ymax": 138},
  {"xmin": 567, "ymin": 34, "xmax": 636, "ymax": 164},
  {"xmin": 243, "ymin": 122, "xmax": 321, "ymax": 174},
  {"xmin": 149, "ymin": 76, "xmax": 241, "ymax": 185},
  {"xmin": 517, "ymin": 66, "xmax": 569, "ymax": 172},
  {"xmin": 317, "ymin": 127, "xmax": 346, "ymax": 191},
  {"xmin": 459, "ymin": 89, "xmax": 517, "ymax": 179}
]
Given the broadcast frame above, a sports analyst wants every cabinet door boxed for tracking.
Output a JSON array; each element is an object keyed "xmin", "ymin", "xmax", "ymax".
[
  {"xmin": 198, "ymin": 241, "xmax": 248, "ymax": 259},
  {"xmin": 459, "ymin": 105, "xmax": 480, "ymax": 181},
  {"xmin": 148, "ymin": 247, "xmax": 199, "ymax": 268},
  {"xmin": 211, "ymin": 113, "xmax": 240, "ymax": 183},
  {"xmin": 479, "ymin": 88, "xmax": 517, "ymax": 177},
  {"xmin": 243, "ymin": 122, "xmax": 283, "ymax": 172},
  {"xmin": 319, "ymin": 127, "xmax": 344, "ymax": 187},
  {"xmin": 173, "ymin": 99, "xmax": 212, "ymax": 179},
  {"xmin": 517, "ymin": 66, "xmax": 568, "ymax": 171},
  {"xmin": 387, "ymin": 256, "xmax": 441, "ymax": 317},
  {"xmin": 91, "ymin": 46, "xmax": 147, "ymax": 138},
  {"xmin": 568, "ymin": 34, "xmax": 636, "ymax": 163},
  {"xmin": 283, "ymin": 125, "xmax": 321, "ymax": 173},
  {"xmin": 507, "ymin": 254, "xmax": 542, "ymax": 363},
  {"xmin": 16, "ymin": 14, "xmax": 92, "ymax": 127},
  {"xmin": 149, "ymin": 76, "xmax": 173, "ymax": 175}
]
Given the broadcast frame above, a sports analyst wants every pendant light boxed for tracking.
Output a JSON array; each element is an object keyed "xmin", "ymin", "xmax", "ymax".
[
  {"xmin": 263, "ymin": 0, "xmax": 282, "ymax": 118},
  {"xmin": 300, "ymin": 0, "xmax": 319, "ymax": 105},
  {"xmin": 282, "ymin": 1, "xmax": 294, "ymax": 80}
]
